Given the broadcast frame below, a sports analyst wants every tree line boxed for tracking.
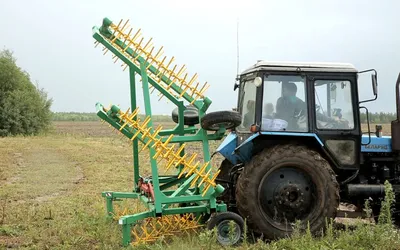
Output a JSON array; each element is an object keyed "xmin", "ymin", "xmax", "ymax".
[
  {"xmin": 0, "ymin": 49, "xmax": 52, "ymax": 136},
  {"xmin": 52, "ymin": 111, "xmax": 396, "ymax": 124},
  {"xmin": 360, "ymin": 112, "xmax": 397, "ymax": 124},
  {"xmin": 51, "ymin": 112, "xmax": 172, "ymax": 122}
]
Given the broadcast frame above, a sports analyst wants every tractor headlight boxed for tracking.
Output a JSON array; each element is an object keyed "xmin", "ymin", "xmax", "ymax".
[{"xmin": 254, "ymin": 76, "xmax": 262, "ymax": 87}]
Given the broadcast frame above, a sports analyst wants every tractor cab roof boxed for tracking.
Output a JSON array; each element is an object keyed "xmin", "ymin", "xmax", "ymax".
[{"xmin": 241, "ymin": 61, "xmax": 358, "ymax": 75}]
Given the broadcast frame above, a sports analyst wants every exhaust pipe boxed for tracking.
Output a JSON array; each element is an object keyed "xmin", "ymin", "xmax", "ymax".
[{"xmin": 346, "ymin": 184, "xmax": 385, "ymax": 197}]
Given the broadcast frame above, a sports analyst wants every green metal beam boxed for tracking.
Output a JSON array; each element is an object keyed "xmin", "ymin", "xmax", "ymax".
[
  {"xmin": 101, "ymin": 191, "xmax": 140, "ymax": 199},
  {"xmin": 129, "ymin": 67, "xmax": 140, "ymax": 190}
]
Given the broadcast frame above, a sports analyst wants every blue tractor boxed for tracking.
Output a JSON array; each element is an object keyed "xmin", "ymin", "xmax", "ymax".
[{"xmin": 199, "ymin": 61, "xmax": 400, "ymax": 239}]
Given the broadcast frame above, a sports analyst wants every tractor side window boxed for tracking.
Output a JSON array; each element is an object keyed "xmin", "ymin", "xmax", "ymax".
[
  {"xmin": 314, "ymin": 80, "xmax": 354, "ymax": 130},
  {"xmin": 261, "ymin": 75, "xmax": 308, "ymax": 132},
  {"xmin": 238, "ymin": 79, "xmax": 257, "ymax": 131}
]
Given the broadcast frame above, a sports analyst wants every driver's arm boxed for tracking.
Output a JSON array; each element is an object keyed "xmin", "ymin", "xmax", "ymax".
[
  {"xmin": 296, "ymin": 98, "xmax": 307, "ymax": 115},
  {"xmin": 316, "ymin": 111, "xmax": 338, "ymax": 123},
  {"xmin": 298, "ymin": 98, "xmax": 337, "ymax": 123}
]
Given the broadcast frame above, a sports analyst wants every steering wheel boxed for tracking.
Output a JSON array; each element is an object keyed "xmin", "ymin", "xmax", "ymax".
[
  {"xmin": 318, "ymin": 117, "xmax": 350, "ymax": 129},
  {"xmin": 318, "ymin": 121, "xmax": 338, "ymax": 129},
  {"xmin": 315, "ymin": 104, "xmax": 321, "ymax": 113}
]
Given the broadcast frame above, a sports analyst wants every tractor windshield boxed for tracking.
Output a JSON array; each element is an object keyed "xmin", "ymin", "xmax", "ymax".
[
  {"xmin": 261, "ymin": 75, "xmax": 308, "ymax": 132},
  {"xmin": 237, "ymin": 79, "xmax": 257, "ymax": 131}
]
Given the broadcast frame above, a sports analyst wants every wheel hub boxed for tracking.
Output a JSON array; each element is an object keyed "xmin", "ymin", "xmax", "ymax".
[
  {"xmin": 259, "ymin": 166, "xmax": 315, "ymax": 223},
  {"xmin": 274, "ymin": 184, "xmax": 307, "ymax": 210}
]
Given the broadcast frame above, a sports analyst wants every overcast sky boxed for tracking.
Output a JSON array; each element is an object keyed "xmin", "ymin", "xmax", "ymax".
[{"xmin": 1, "ymin": 0, "xmax": 399, "ymax": 114}]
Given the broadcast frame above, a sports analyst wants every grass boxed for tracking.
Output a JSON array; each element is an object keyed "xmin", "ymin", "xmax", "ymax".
[{"xmin": 0, "ymin": 121, "xmax": 398, "ymax": 249}]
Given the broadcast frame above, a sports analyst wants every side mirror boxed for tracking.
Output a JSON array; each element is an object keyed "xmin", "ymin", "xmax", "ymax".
[
  {"xmin": 371, "ymin": 73, "xmax": 378, "ymax": 96},
  {"xmin": 234, "ymin": 75, "xmax": 240, "ymax": 91},
  {"xmin": 359, "ymin": 68, "xmax": 378, "ymax": 104},
  {"xmin": 234, "ymin": 82, "xmax": 239, "ymax": 91}
]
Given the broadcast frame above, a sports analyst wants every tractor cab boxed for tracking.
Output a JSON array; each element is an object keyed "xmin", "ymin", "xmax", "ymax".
[{"xmin": 220, "ymin": 61, "xmax": 378, "ymax": 171}]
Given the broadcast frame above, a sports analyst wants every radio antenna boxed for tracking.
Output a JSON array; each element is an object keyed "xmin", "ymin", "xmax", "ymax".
[{"xmin": 236, "ymin": 18, "xmax": 240, "ymax": 80}]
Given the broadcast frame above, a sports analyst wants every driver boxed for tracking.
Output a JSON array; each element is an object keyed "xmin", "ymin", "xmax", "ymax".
[
  {"xmin": 242, "ymin": 100, "xmax": 255, "ymax": 128},
  {"xmin": 275, "ymin": 82, "xmax": 305, "ymax": 130},
  {"xmin": 275, "ymin": 82, "xmax": 344, "ymax": 130}
]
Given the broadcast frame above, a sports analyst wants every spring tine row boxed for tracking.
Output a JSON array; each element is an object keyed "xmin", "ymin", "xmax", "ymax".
[
  {"xmin": 130, "ymin": 214, "xmax": 203, "ymax": 246},
  {"xmin": 95, "ymin": 19, "xmax": 209, "ymax": 103}
]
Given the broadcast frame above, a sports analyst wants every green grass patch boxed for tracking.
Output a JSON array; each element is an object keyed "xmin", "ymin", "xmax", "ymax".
[{"xmin": 0, "ymin": 123, "xmax": 400, "ymax": 249}]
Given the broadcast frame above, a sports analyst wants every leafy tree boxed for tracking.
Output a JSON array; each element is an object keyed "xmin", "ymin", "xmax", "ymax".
[{"xmin": 0, "ymin": 49, "xmax": 52, "ymax": 136}]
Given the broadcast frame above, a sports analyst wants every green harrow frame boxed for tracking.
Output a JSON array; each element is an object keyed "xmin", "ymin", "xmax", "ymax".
[{"xmin": 92, "ymin": 17, "xmax": 229, "ymax": 246}]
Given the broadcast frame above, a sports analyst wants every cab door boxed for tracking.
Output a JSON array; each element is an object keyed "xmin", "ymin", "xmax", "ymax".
[{"xmin": 308, "ymin": 74, "xmax": 361, "ymax": 170}]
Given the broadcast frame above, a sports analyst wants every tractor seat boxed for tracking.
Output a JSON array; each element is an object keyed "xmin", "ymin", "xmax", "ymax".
[{"xmin": 171, "ymin": 105, "xmax": 199, "ymax": 126}]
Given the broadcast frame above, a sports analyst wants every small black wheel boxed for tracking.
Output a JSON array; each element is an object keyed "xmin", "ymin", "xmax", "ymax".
[
  {"xmin": 207, "ymin": 211, "xmax": 244, "ymax": 246},
  {"xmin": 171, "ymin": 105, "xmax": 199, "ymax": 126},
  {"xmin": 201, "ymin": 111, "xmax": 241, "ymax": 131}
]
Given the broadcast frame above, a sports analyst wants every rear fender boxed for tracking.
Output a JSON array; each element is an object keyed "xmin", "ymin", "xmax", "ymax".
[
  {"xmin": 216, "ymin": 132, "xmax": 259, "ymax": 165},
  {"xmin": 216, "ymin": 131, "xmax": 325, "ymax": 165}
]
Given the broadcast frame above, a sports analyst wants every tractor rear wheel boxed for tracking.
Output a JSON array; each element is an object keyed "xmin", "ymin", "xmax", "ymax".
[{"xmin": 235, "ymin": 144, "xmax": 339, "ymax": 239}]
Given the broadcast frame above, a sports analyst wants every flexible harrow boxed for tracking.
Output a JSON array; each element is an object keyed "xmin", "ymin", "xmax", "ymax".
[{"xmin": 92, "ymin": 17, "xmax": 227, "ymax": 246}]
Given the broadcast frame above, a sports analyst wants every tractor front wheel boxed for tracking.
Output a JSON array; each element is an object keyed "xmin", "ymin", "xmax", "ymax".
[{"xmin": 235, "ymin": 144, "xmax": 339, "ymax": 239}]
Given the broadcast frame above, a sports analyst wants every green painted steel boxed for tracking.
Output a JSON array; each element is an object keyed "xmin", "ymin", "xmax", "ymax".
[
  {"xmin": 129, "ymin": 67, "xmax": 140, "ymax": 190},
  {"xmin": 92, "ymin": 17, "xmax": 228, "ymax": 246}
]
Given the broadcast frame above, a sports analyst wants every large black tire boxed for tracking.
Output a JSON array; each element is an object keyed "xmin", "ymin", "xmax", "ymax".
[
  {"xmin": 171, "ymin": 105, "xmax": 199, "ymax": 126},
  {"xmin": 235, "ymin": 144, "xmax": 339, "ymax": 239},
  {"xmin": 201, "ymin": 111, "xmax": 241, "ymax": 131}
]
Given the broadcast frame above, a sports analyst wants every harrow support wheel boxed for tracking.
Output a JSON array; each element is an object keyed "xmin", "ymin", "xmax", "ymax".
[
  {"xmin": 171, "ymin": 105, "xmax": 199, "ymax": 126},
  {"xmin": 201, "ymin": 111, "xmax": 241, "ymax": 131},
  {"xmin": 235, "ymin": 144, "xmax": 339, "ymax": 240},
  {"xmin": 207, "ymin": 211, "xmax": 244, "ymax": 246}
]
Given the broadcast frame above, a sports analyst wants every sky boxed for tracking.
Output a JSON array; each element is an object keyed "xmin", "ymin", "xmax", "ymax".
[{"xmin": 1, "ymin": 0, "xmax": 399, "ymax": 115}]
